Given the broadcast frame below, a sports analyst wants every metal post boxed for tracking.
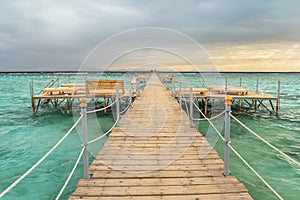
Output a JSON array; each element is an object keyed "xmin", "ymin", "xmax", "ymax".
[
  {"xmin": 116, "ymin": 88, "xmax": 120, "ymax": 126},
  {"xmin": 136, "ymin": 78, "xmax": 140, "ymax": 98},
  {"xmin": 57, "ymin": 76, "xmax": 60, "ymax": 87},
  {"xmin": 256, "ymin": 77, "xmax": 259, "ymax": 93},
  {"xmin": 31, "ymin": 77, "xmax": 34, "ymax": 97},
  {"xmin": 172, "ymin": 78, "xmax": 176, "ymax": 97},
  {"xmin": 255, "ymin": 78, "xmax": 259, "ymax": 111},
  {"xmin": 276, "ymin": 79, "xmax": 280, "ymax": 116},
  {"xmin": 240, "ymin": 76, "xmax": 242, "ymax": 87},
  {"xmin": 51, "ymin": 75, "xmax": 54, "ymax": 87},
  {"xmin": 189, "ymin": 86, "xmax": 193, "ymax": 127},
  {"xmin": 129, "ymin": 82, "xmax": 132, "ymax": 107},
  {"xmin": 224, "ymin": 96, "xmax": 232, "ymax": 176},
  {"xmin": 225, "ymin": 76, "xmax": 228, "ymax": 96},
  {"xmin": 80, "ymin": 98, "xmax": 89, "ymax": 179},
  {"xmin": 239, "ymin": 76, "xmax": 242, "ymax": 113},
  {"xmin": 179, "ymin": 81, "xmax": 182, "ymax": 109}
]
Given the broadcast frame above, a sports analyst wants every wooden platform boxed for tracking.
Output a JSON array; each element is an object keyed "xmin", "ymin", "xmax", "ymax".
[{"xmin": 70, "ymin": 74, "xmax": 252, "ymax": 199}]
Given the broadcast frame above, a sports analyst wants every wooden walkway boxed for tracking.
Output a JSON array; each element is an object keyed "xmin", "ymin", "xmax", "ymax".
[{"xmin": 70, "ymin": 74, "xmax": 252, "ymax": 200}]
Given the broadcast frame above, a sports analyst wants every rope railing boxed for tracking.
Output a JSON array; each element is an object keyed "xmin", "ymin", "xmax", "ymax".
[
  {"xmin": 192, "ymin": 110, "xmax": 225, "ymax": 121},
  {"xmin": 86, "ymin": 99, "xmax": 118, "ymax": 114},
  {"xmin": 36, "ymin": 77, "xmax": 60, "ymax": 95},
  {"xmin": 230, "ymin": 113, "xmax": 300, "ymax": 167},
  {"xmin": 56, "ymin": 146, "xmax": 85, "ymax": 200},
  {"xmin": 228, "ymin": 143, "xmax": 284, "ymax": 200},
  {"xmin": 56, "ymin": 87, "xmax": 134, "ymax": 198},
  {"xmin": 3, "ymin": 77, "xmax": 144, "ymax": 199},
  {"xmin": 119, "ymin": 100, "xmax": 132, "ymax": 115},
  {"xmin": 0, "ymin": 114, "xmax": 83, "ymax": 199},
  {"xmin": 86, "ymin": 115, "xmax": 120, "ymax": 145},
  {"xmin": 191, "ymin": 100, "xmax": 284, "ymax": 200}
]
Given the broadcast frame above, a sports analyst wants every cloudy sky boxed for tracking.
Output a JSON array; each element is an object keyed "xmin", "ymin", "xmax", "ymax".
[{"xmin": 0, "ymin": 0, "xmax": 299, "ymax": 72}]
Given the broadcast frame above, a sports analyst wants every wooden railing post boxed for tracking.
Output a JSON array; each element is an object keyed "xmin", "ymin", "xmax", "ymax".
[
  {"xmin": 224, "ymin": 96, "xmax": 232, "ymax": 176},
  {"xmin": 80, "ymin": 98, "xmax": 89, "ymax": 179}
]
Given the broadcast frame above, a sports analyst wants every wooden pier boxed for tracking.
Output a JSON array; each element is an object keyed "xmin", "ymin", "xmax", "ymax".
[
  {"xmin": 31, "ymin": 78, "xmax": 139, "ymax": 114},
  {"xmin": 171, "ymin": 79, "xmax": 280, "ymax": 115},
  {"xmin": 70, "ymin": 74, "xmax": 252, "ymax": 199}
]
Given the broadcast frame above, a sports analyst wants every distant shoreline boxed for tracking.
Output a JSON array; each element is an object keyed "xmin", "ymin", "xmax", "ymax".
[{"xmin": 1, "ymin": 70, "xmax": 300, "ymax": 75}]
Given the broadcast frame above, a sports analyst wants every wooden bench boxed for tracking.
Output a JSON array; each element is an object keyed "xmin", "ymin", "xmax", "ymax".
[
  {"xmin": 60, "ymin": 83, "xmax": 86, "ymax": 94},
  {"xmin": 208, "ymin": 86, "xmax": 249, "ymax": 96},
  {"xmin": 86, "ymin": 80, "xmax": 125, "ymax": 97},
  {"xmin": 175, "ymin": 88, "xmax": 208, "ymax": 97},
  {"xmin": 42, "ymin": 87, "xmax": 77, "ymax": 95}
]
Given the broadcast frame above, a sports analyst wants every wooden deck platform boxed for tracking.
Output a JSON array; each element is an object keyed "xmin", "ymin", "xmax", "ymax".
[{"xmin": 70, "ymin": 74, "xmax": 252, "ymax": 199}]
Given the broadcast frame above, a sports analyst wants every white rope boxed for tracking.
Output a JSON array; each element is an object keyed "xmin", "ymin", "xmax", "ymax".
[
  {"xmin": 230, "ymin": 113, "xmax": 300, "ymax": 167},
  {"xmin": 191, "ymin": 101, "xmax": 284, "ymax": 199},
  {"xmin": 192, "ymin": 110, "xmax": 225, "ymax": 121},
  {"xmin": 55, "ymin": 147, "xmax": 84, "ymax": 200},
  {"xmin": 87, "ymin": 115, "xmax": 120, "ymax": 145},
  {"xmin": 228, "ymin": 143, "xmax": 284, "ymax": 200},
  {"xmin": 119, "ymin": 100, "xmax": 132, "ymax": 115},
  {"xmin": 0, "ymin": 115, "xmax": 83, "ymax": 198},
  {"xmin": 192, "ymin": 101, "xmax": 223, "ymax": 136},
  {"xmin": 183, "ymin": 97, "xmax": 190, "ymax": 118},
  {"xmin": 119, "ymin": 89, "xmax": 131, "ymax": 99},
  {"xmin": 86, "ymin": 99, "xmax": 117, "ymax": 114}
]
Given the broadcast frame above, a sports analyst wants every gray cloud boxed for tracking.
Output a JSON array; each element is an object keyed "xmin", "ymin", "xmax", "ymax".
[{"xmin": 0, "ymin": 0, "xmax": 299, "ymax": 71}]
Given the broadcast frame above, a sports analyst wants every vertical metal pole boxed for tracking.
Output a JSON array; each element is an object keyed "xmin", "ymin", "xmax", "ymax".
[
  {"xmin": 136, "ymin": 78, "xmax": 140, "ymax": 98},
  {"xmin": 239, "ymin": 76, "xmax": 242, "ymax": 113},
  {"xmin": 225, "ymin": 76, "xmax": 228, "ymax": 95},
  {"xmin": 240, "ymin": 76, "xmax": 242, "ymax": 87},
  {"xmin": 224, "ymin": 95, "xmax": 232, "ymax": 176},
  {"xmin": 276, "ymin": 79, "xmax": 280, "ymax": 116},
  {"xmin": 116, "ymin": 88, "xmax": 120, "ymax": 126},
  {"xmin": 255, "ymin": 77, "xmax": 259, "ymax": 111},
  {"xmin": 58, "ymin": 76, "xmax": 60, "ymax": 87},
  {"xmin": 189, "ymin": 86, "xmax": 193, "ymax": 127},
  {"xmin": 31, "ymin": 77, "xmax": 34, "ymax": 97},
  {"xmin": 256, "ymin": 77, "xmax": 259, "ymax": 93},
  {"xmin": 129, "ymin": 82, "xmax": 132, "ymax": 107},
  {"xmin": 51, "ymin": 75, "xmax": 54, "ymax": 87},
  {"xmin": 179, "ymin": 81, "xmax": 182, "ymax": 109},
  {"xmin": 80, "ymin": 98, "xmax": 89, "ymax": 179},
  {"xmin": 172, "ymin": 78, "xmax": 175, "ymax": 96}
]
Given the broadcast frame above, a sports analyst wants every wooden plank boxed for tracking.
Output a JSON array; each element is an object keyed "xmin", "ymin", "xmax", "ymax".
[
  {"xmin": 72, "ymin": 184, "xmax": 248, "ymax": 196},
  {"xmin": 70, "ymin": 193, "xmax": 252, "ymax": 200},
  {"xmin": 75, "ymin": 176, "xmax": 242, "ymax": 187}
]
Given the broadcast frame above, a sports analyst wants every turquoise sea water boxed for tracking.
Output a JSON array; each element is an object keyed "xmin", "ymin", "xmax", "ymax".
[{"xmin": 0, "ymin": 73, "xmax": 299, "ymax": 199}]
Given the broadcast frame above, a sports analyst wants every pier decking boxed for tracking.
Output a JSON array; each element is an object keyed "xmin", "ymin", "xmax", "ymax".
[{"xmin": 70, "ymin": 74, "xmax": 252, "ymax": 199}]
